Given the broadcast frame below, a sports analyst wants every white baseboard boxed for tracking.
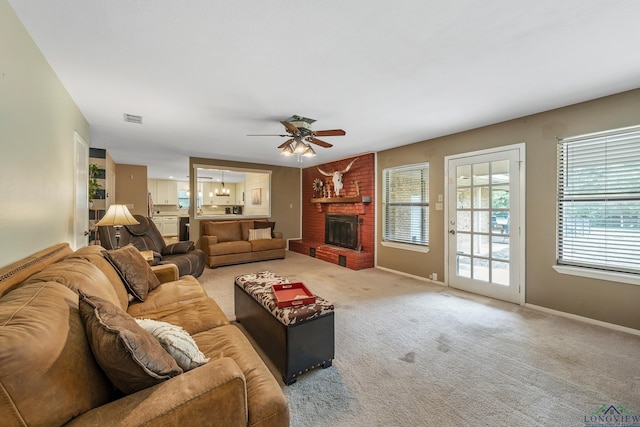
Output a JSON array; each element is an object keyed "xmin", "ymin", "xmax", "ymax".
[
  {"xmin": 525, "ymin": 303, "xmax": 640, "ymax": 337},
  {"xmin": 375, "ymin": 266, "xmax": 446, "ymax": 286}
]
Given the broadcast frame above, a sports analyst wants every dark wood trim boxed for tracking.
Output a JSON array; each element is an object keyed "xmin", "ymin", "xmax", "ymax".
[{"xmin": 310, "ymin": 195, "xmax": 371, "ymax": 204}]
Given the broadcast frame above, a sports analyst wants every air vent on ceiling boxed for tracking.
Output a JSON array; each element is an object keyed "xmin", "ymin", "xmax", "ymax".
[{"xmin": 123, "ymin": 113, "xmax": 143, "ymax": 124}]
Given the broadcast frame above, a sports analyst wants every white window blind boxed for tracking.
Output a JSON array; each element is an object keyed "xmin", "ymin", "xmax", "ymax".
[
  {"xmin": 382, "ymin": 163, "xmax": 429, "ymax": 246},
  {"xmin": 557, "ymin": 125, "xmax": 640, "ymax": 275}
]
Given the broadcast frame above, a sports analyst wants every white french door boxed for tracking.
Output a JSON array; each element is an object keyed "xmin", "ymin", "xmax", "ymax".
[{"xmin": 445, "ymin": 144, "xmax": 525, "ymax": 304}]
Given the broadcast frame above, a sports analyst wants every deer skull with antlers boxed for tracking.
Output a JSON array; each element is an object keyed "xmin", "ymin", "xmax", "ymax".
[{"xmin": 317, "ymin": 157, "xmax": 358, "ymax": 197}]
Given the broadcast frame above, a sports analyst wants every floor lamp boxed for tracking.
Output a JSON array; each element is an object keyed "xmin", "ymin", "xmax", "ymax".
[{"xmin": 95, "ymin": 204, "xmax": 139, "ymax": 249}]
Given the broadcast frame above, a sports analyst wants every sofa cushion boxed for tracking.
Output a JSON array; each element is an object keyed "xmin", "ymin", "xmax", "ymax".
[
  {"xmin": 22, "ymin": 256, "xmax": 122, "ymax": 308},
  {"xmin": 250, "ymin": 238, "xmax": 287, "ymax": 252},
  {"xmin": 248, "ymin": 228, "xmax": 272, "ymax": 241},
  {"xmin": 78, "ymin": 291, "xmax": 183, "ymax": 394},
  {"xmin": 239, "ymin": 220, "xmax": 255, "ymax": 241},
  {"xmin": 194, "ymin": 325, "xmax": 290, "ymax": 427},
  {"xmin": 0, "ymin": 282, "xmax": 113, "ymax": 427},
  {"xmin": 204, "ymin": 221, "xmax": 242, "ymax": 242},
  {"xmin": 127, "ymin": 275, "xmax": 207, "ymax": 310},
  {"xmin": 209, "ymin": 240, "xmax": 252, "ymax": 256},
  {"xmin": 66, "ymin": 245, "xmax": 130, "ymax": 310},
  {"xmin": 103, "ymin": 245, "xmax": 161, "ymax": 301},
  {"xmin": 125, "ymin": 275, "xmax": 229, "ymax": 334},
  {"xmin": 135, "ymin": 318, "xmax": 209, "ymax": 371},
  {"xmin": 253, "ymin": 221, "xmax": 276, "ymax": 237}
]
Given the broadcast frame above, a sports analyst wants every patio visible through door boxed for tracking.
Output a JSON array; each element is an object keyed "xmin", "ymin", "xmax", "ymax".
[{"xmin": 446, "ymin": 145, "xmax": 525, "ymax": 304}]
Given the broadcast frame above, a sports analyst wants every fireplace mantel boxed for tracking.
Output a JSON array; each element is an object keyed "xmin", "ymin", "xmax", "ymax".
[{"xmin": 310, "ymin": 196, "xmax": 371, "ymax": 204}]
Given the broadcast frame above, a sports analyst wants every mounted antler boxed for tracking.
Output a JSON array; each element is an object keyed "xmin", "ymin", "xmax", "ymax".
[{"xmin": 317, "ymin": 157, "xmax": 358, "ymax": 197}]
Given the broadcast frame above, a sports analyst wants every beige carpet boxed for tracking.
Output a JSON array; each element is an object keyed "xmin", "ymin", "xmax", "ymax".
[{"xmin": 200, "ymin": 251, "xmax": 640, "ymax": 427}]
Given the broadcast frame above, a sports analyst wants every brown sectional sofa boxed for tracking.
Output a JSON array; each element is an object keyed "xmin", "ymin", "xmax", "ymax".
[
  {"xmin": 199, "ymin": 219, "xmax": 286, "ymax": 268},
  {"xmin": 0, "ymin": 243, "xmax": 289, "ymax": 427}
]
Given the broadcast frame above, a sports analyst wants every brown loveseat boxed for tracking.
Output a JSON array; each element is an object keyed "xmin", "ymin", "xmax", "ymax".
[
  {"xmin": 0, "ymin": 243, "xmax": 289, "ymax": 427},
  {"xmin": 199, "ymin": 219, "xmax": 286, "ymax": 268}
]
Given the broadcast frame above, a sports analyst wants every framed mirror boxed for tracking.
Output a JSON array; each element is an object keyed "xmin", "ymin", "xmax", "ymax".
[{"xmin": 193, "ymin": 164, "xmax": 271, "ymax": 218}]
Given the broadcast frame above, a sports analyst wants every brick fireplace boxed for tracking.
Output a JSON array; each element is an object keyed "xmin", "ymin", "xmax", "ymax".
[
  {"xmin": 325, "ymin": 214, "xmax": 359, "ymax": 249},
  {"xmin": 289, "ymin": 153, "xmax": 375, "ymax": 270}
]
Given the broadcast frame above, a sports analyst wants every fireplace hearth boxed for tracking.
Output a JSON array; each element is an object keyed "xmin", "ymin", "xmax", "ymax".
[{"xmin": 325, "ymin": 214, "xmax": 358, "ymax": 250}]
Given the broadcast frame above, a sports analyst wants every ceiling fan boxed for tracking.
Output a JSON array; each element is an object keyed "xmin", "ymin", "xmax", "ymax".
[{"xmin": 248, "ymin": 115, "xmax": 346, "ymax": 157}]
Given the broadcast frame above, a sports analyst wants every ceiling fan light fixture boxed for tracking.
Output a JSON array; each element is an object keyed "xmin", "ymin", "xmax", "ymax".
[
  {"xmin": 293, "ymin": 140, "xmax": 307, "ymax": 154},
  {"xmin": 280, "ymin": 144, "xmax": 294, "ymax": 156},
  {"xmin": 302, "ymin": 144, "xmax": 316, "ymax": 157}
]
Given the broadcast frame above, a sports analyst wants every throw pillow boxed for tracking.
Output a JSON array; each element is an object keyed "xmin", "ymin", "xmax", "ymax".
[
  {"xmin": 254, "ymin": 221, "xmax": 276, "ymax": 237},
  {"xmin": 103, "ymin": 245, "xmax": 161, "ymax": 301},
  {"xmin": 135, "ymin": 318, "xmax": 209, "ymax": 371},
  {"xmin": 248, "ymin": 228, "xmax": 272, "ymax": 241},
  {"xmin": 77, "ymin": 291, "xmax": 183, "ymax": 394}
]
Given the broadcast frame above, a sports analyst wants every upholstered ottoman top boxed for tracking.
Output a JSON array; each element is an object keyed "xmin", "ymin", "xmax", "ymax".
[{"xmin": 234, "ymin": 271, "xmax": 334, "ymax": 326}]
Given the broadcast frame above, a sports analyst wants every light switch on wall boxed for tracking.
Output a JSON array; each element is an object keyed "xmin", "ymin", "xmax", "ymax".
[{"xmin": 436, "ymin": 203, "xmax": 443, "ymax": 211}]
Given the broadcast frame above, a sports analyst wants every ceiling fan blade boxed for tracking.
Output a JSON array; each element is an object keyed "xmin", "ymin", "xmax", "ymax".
[
  {"xmin": 308, "ymin": 137, "xmax": 333, "ymax": 148},
  {"xmin": 313, "ymin": 129, "xmax": 346, "ymax": 137},
  {"xmin": 280, "ymin": 121, "xmax": 299, "ymax": 135},
  {"xmin": 277, "ymin": 139, "xmax": 294, "ymax": 149},
  {"xmin": 247, "ymin": 134, "xmax": 289, "ymax": 137}
]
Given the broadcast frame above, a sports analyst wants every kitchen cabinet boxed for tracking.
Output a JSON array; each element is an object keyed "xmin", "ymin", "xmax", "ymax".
[
  {"xmin": 151, "ymin": 215, "xmax": 178, "ymax": 237},
  {"xmin": 151, "ymin": 217, "xmax": 163, "ymax": 232},
  {"xmin": 148, "ymin": 179, "xmax": 178, "ymax": 205},
  {"xmin": 200, "ymin": 182, "xmax": 215, "ymax": 206},
  {"xmin": 235, "ymin": 182, "xmax": 245, "ymax": 205},
  {"xmin": 162, "ymin": 216, "xmax": 178, "ymax": 236}
]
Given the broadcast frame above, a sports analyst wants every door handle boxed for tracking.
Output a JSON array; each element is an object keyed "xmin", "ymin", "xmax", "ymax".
[{"xmin": 449, "ymin": 229, "xmax": 456, "ymax": 235}]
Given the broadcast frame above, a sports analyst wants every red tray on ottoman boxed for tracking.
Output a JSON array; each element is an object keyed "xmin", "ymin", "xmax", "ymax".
[{"xmin": 272, "ymin": 282, "xmax": 316, "ymax": 308}]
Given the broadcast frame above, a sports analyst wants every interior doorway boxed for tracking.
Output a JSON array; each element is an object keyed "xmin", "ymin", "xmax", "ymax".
[{"xmin": 74, "ymin": 131, "xmax": 89, "ymax": 249}]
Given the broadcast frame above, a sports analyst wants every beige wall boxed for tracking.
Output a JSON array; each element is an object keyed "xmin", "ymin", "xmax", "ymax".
[
  {"xmin": 189, "ymin": 157, "xmax": 301, "ymax": 243},
  {"xmin": 0, "ymin": 0, "xmax": 90, "ymax": 267},
  {"xmin": 115, "ymin": 164, "xmax": 149, "ymax": 216},
  {"xmin": 377, "ymin": 88, "xmax": 640, "ymax": 330}
]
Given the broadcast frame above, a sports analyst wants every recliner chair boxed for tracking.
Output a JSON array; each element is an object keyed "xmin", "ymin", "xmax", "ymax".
[{"xmin": 98, "ymin": 215, "xmax": 205, "ymax": 278}]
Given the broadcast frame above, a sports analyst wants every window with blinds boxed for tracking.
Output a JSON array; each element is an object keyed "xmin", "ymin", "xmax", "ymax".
[
  {"xmin": 382, "ymin": 163, "xmax": 429, "ymax": 246},
  {"xmin": 557, "ymin": 125, "xmax": 640, "ymax": 275}
]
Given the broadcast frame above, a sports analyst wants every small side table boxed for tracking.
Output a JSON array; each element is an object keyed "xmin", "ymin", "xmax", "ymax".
[{"xmin": 139, "ymin": 250, "xmax": 154, "ymax": 265}]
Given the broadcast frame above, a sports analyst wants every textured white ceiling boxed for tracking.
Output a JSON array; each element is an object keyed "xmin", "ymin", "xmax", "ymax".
[{"xmin": 9, "ymin": 0, "xmax": 640, "ymax": 179}]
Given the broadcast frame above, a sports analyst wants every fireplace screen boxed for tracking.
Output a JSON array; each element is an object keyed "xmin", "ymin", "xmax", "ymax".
[{"xmin": 325, "ymin": 214, "xmax": 358, "ymax": 249}]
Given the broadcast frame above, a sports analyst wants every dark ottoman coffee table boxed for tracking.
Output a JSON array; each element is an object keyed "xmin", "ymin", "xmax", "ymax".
[{"xmin": 234, "ymin": 271, "xmax": 335, "ymax": 385}]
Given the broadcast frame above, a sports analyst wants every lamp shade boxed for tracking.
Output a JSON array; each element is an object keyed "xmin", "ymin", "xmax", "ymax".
[
  {"xmin": 302, "ymin": 144, "xmax": 316, "ymax": 157},
  {"xmin": 95, "ymin": 204, "xmax": 139, "ymax": 227},
  {"xmin": 280, "ymin": 144, "xmax": 294, "ymax": 156},
  {"xmin": 293, "ymin": 139, "xmax": 307, "ymax": 154}
]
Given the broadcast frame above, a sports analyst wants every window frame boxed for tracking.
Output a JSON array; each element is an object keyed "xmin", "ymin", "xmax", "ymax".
[
  {"xmin": 555, "ymin": 124, "xmax": 640, "ymax": 286},
  {"xmin": 381, "ymin": 162, "xmax": 430, "ymax": 252}
]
